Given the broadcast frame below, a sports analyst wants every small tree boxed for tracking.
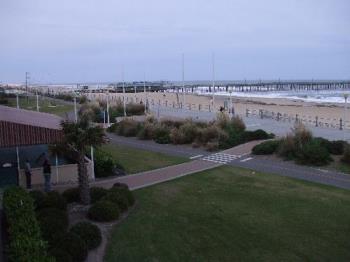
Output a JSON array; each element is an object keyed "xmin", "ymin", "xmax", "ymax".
[{"xmin": 61, "ymin": 120, "xmax": 106, "ymax": 204}]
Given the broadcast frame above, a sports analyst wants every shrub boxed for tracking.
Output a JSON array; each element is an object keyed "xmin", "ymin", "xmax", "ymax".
[
  {"xmin": 137, "ymin": 122, "xmax": 155, "ymax": 140},
  {"xmin": 94, "ymin": 150, "xmax": 122, "ymax": 178},
  {"xmin": 341, "ymin": 145, "xmax": 350, "ymax": 164},
  {"xmin": 278, "ymin": 135, "xmax": 297, "ymax": 160},
  {"xmin": 243, "ymin": 129, "xmax": 272, "ymax": 142},
  {"xmin": 50, "ymin": 248, "xmax": 73, "ymax": 262},
  {"xmin": 330, "ymin": 140, "xmax": 346, "ymax": 155},
  {"xmin": 293, "ymin": 123, "xmax": 312, "ymax": 148},
  {"xmin": 3, "ymin": 186, "xmax": 51, "ymax": 261},
  {"xmin": 116, "ymin": 119, "xmax": 141, "ymax": 137},
  {"xmin": 205, "ymin": 141, "xmax": 219, "ymax": 151},
  {"xmin": 38, "ymin": 191, "xmax": 67, "ymax": 210},
  {"xmin": 102, "ymin": 188, "xmax": 129, "ymax": 212},
  {"xmin": 62, "ymin": 187, "xmax": 80, "ymax": 203},
  {"xmin": 252, "ymin": 140, "xmax": 280, "ymax": 155},
  {"xmin": 170, "ymin": 128, "xmax": 185, "ymax": 144},
  {"xmin": 126, "ymin": 103, "xmax": 145, "ymax": 115},
  {"xmin": 29, "ymin": 190, "xmax": 46, "ymax": 209},
  {"xmin": 199, "ymin": 126, "xmax": 221, "ymax": 144},
  {"xmin": 161, "ymin": 119, "xmax": 184, "ymax": 128},
  {"xmin": 70, "ymin": 222, "xmax": 102, "ymax": 250},
  {"xmin": 296, "ymin": 140, "xmax": 332, "ymax": 166},
  {"xmin": 216, "ymin": 113, "xmax": 231, "ymax": 129},
  {"xmin": 153, "ymin": 125, "xmax": 171, "ymax": 144},
  {"xmin": 230, "ymin": 116, "xmax": 246, "ymax": 132},
  {"xmin": 90, "ymin": 187, "xmax": 108, "ymax": 203},
  {"xmin": 178, "ymin": 121, "xmax": 199, "ymax": 144},
  {"xmin": 88, "ymin": 201, "xmax": 120, "ymax": 222},
  {"xmin": 113, "ymin": 182, "xmax": 129, "ymax": 190},
  {"xmin": 107, "ymin": 123, "xmax": 117, "ymax": 133},
  {"xmin": 55, "ymin": 233, "xmax": 88, "ymax": 262},
  {"xmin": 37, "ymin": 208, "xmax": 69, "ymax": 247}
]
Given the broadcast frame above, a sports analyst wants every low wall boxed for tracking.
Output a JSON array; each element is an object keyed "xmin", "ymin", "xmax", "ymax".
[{"xmin": 19, "ymin": 161, "xmax": 93, "ymax": 187}]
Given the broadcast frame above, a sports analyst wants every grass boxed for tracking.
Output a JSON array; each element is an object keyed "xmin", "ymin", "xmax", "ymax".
[
  {"xmin": 105, "ymin": 166, "xmax": 350, "ymax": 262},
  {"xmin": 6, "ymin": 96, "xmax": 74, "ymax": 117},
  {"xmin": 100, "ymin": 144, "xmax": 188, "ymax": 174}
]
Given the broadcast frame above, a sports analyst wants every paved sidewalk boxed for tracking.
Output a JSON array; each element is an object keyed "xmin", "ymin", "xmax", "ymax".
[{"xmin": 55, "ymin": 141, "xmax": 259, "ymax": 192}]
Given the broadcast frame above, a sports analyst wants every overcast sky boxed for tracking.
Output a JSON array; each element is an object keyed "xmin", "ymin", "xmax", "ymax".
[{"xmin": 0, "ymin": 0, "xmax": 349, "ymax": 83}]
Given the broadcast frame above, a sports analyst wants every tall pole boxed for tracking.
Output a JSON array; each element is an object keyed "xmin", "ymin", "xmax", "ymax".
[
  {"xmin": 16, "ymin": 91, "xmax": 19, "ymax": 109},
  {"xmin": 144, "ymin": 73, "xmax": 147, "ymax": 114},
  {"xmin": 229, "ymin": 90, "xmax": 233, "ymax": 118},
  {"xmin": 36, "ymin": 90, "xmax": 39, "ymax": 112},
  {"xmin": 212, "ymin": 52, "xmax": 215, "ymax": 111},
  {"xmin": 344, "ymin": 94, "xmax": 348, "ymax": 141},
  {"xmin": 106, "ymin": 91, "xmax": 110, "ymax": 126},
  {"xmin": 74, "ymin": 96, "xmax": 77, "ymax": 123},
  {"xmin": 182, "ymin": 53, "xmax": 185, "ymax": 109},
  {"xmin": 25, "ymin": 72, "xmax": 29, "ymax": 103},
  {"xmin": 122, "ymin": 66, "xmax": 127, "ymax": 117}
]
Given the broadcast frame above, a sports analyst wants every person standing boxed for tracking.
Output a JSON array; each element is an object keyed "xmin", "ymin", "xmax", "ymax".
[
  {"xmin": 24, "ymin": 159, "xmax": 32, "ymax": 189},
  {"xmin": 42, "ymin": 158, "xmax": 52, "ymax": 192}
]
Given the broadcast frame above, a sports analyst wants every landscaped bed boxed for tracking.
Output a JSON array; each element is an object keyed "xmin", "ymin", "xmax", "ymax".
[
  {"xmin": 2, "ymin": 184, "xmax": 135, "ymax": 262},
  {"xmin": 108, "ymin": 113, "xmax": 274, "ymax": 151},
  {"xmin": 104, "ymin": 166, "xmax": 350, "ymax": 261}
]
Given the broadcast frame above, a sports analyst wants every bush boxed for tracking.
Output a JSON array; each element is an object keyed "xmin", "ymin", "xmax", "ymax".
[
  {"xmin": 252, "ymin": 140, "xmax": 280, "ymax": 155},
  {"xmin": 38, "ymin": 191, "xmax": 67, "ymax": 210},
  {"xmin": 177, "ymin": 121, "xmax": 199, "ymax": 144},
  {"xmin": 3, "ymin": 186, "xmax": 51, "ymax": 261},
  {"xmin": 243, "ymin": 129, "xmax": 272, "ymax": 142},
  {"xmin": 90, "ymin": 187, "xmax": 108, "ymax": 203},
  {"xmin": 62, "ymin": 187, "xmax": 80, "ymax": 203},
  {"xmin": 198, "ymin": 126, "xmax": 221, "ymax": 144},
  {"xmin": 37, "ymin": 208, "xmax": 69, "ymax": 247},
  {"xmin": 293, "ymin": 123, "xmax": 313, "ymax": 148},
  {"xmin": 29, "ymin": 190, "xmax": 46, "ymax": 209},
  {"xmin": 116, "ymin": 119, "xmax": 141, "ymax": 137},
  {"xmin": 55, "ymin": 233, "xmax": 88, "ymax": 262},
  {"xmin": 113, "ymin": 182, "xmax": 129, "ymax": 190},
  {"xmin": 296, "ymin": 140, "xmax": 332, "ymax": 166},
  {"xmin": 341, "ymin": 145, "xmax": 350, "ymax": 164},
  {"xmin": 70, "ymin": 222, "xmax": 102, "ymax": 250},
  {"xmin": 205, "ymin": 141, "xmax": 219, "ymax": 151},
  {"xmin": 88, "ymin": 201, "xmax": 120, "ymax": 222},
  {"xmin": 94, "ymin": 150, "xmax": 123, "ymax": 178},
  {"xmin": 126, "ymin": 103, "xmax": 145, "ymax": 115},
  {"xmin": 107, "ymin": 123, "xmax": 117, "ymax": 133},
  {"xmin": 230, "ymin": 116, "xmax": 246, "ymax": 132},
  {"xmin": 330, "ymin": 140, "xmax": 346, "ymax": 155},
  {"xmin": 102, "ymin": 188, "xmax": 129, "ymax": 212},
  {"xmin": 137, "ymin": 122, "xmax": 155, "ymax": 140},
  {"xmin": 50, "ymin": 248, "xmax": 73, "ymax": 262},
  {"xmin": 153, "ymin": 125, "xmax": 171, "ymax": 144},
  {"xmin": 277, "ymin": 135, "xmax": 297, "ymax": 160}
]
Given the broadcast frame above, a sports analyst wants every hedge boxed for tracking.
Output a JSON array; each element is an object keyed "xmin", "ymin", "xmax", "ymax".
[
  {"xmin": 3, "ymin": 186, "xmax": 52, "ymax": 262},
  {"xmin": 37, "ymin": 191, "xmax": 67, "ymax": 210},
  {"xmin": 62, "ymin": 187, "xmax": 80, "ymax": 203},
  {"xmin": 70, "ymin": 222, "xmax": 102, "ymax": 250},
  {"xmin": 252, "ymin": 140, "xmax": 280, "ymax": 155},
  {"xmin": 88, "ymin": 200, "xmax": 120, "ymax": 222},
  {"xmin": 54, "ymin": 233, "xmax": 88, "ymax": 262}
]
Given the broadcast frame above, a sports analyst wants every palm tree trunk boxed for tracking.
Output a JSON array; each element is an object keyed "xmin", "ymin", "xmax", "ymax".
[{"xmin": 78, "ymin": 152, "xmax": 90, "ymax": 204}]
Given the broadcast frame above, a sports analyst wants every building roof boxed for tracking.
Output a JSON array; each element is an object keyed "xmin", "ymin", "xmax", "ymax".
[
  {"xmin": 0, "ymin": 105, "xmax": 64, "ymax": 147},
  {"xmin": 0, "ymin": 105, "xmax": 62, "ymax": 129}
]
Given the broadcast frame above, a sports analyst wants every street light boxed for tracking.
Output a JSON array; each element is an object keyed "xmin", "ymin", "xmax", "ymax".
[
  {"xmin": 343, "ymin": 93, "xmax": 348, "ymax": 141},
  {"xmin": 229, "ymin": 89, "xmax": 233, "ymax": 118}
]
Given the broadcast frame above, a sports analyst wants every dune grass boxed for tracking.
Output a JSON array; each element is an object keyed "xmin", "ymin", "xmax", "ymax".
[{"xmin": 105, "ymin": 166, "xmax": 350, "ymax": 262}]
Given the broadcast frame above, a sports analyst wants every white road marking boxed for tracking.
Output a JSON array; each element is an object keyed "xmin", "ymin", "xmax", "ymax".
[
  {"xmin": 240, "ymin": 157, "xmax": 253, "ymax": 162},
  {"xmin": 190, "ymin": 155, "xmax": 203, "ymax": 159}
]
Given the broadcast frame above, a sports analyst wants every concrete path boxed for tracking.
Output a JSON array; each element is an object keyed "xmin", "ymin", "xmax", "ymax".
[{"xmin": 104, "ymin": 134, "xmax": 350, "ymax": 190}]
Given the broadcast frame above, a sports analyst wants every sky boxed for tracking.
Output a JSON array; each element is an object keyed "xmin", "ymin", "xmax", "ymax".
[{"xmin": 0, "ymin": 0, "xmax": 349, "ymax": 83}]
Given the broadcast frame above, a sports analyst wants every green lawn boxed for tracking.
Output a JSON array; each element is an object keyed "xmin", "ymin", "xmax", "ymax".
[
  {"xmin": 6, "ymin": 96, "xmax": 74, "ymax": 117},
  {"xmin": 105, "ymin": 166, "xmax": 350, "ymax": 262},
  {"xmin": 100, "ymin": 144, "xmax": 188, "ymax": 174}
]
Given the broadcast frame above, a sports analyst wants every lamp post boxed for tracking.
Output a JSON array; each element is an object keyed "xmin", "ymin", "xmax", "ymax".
[
  {"xmin": 106, "ymin": 90, "xmax": 110, "ymax": 127},
  {"xmin": 344, "ymin": 93, "xmax": 348, "ymax": 141},
  {"xmin": 73, "ymin": 94, "xmax": 78, "ymax": 123},
  {"xmin": 16, "ymin": 90, "xmax": 19, "ymax": 109},
  {"xmin": 122, "ymin": 68, "xmax": 126, "ymax": 117},
  {"xmin": 36, "ymin": 90, "xmax": 39, "ymax": 112},
  {"xmin": 143, "ymin": 76, "xmax": 147, "ymax": 114},
  {"xmin": 229, "ymin": 89, "xmax": 233, "ymax": 118}
]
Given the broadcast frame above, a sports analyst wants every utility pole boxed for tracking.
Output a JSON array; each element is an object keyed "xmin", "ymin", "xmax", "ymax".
[
  {"xmin": 122, "ymin": 66, "xmax": 126, "ymax": 117},
  {"xmin": 212, "ymin": 53, "xmax": 215, "ymax": 111},
  {"xmin": 182, "ymin": 53, "xmax": 185, "ymax": 109},
  {"xmin": 144, "ymin": 73, "xmax": 147, "ymax": 114},
  {"xmin": 25, "ymin": 72, "xmax": 30, "ymax": 103}
]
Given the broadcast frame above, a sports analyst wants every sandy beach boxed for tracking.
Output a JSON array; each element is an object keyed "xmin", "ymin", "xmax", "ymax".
[{"xmin": 87, "ymin": 91, "xmax": 349, "ymax": 124}]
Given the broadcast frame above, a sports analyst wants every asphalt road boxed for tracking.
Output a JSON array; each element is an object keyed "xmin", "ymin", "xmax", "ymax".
[{"xmin": 108, "ymin": 133, "xmax": 350, "ymax": 190}]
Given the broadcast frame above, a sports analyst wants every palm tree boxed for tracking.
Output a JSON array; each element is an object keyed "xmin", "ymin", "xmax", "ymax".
[{"xmin": 61, "ymin": 120, "xmax": 106, "ymax": 204}]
